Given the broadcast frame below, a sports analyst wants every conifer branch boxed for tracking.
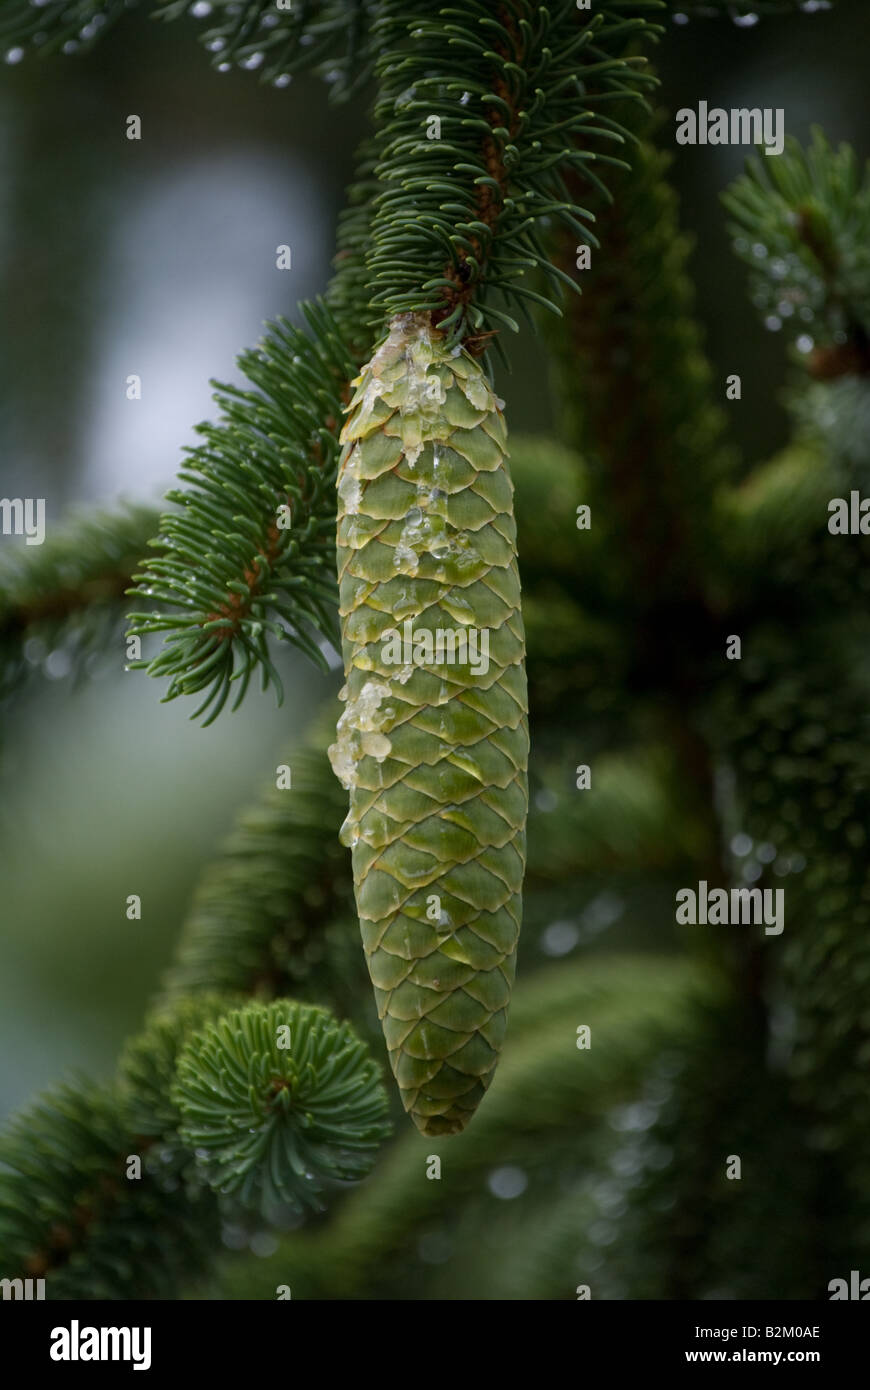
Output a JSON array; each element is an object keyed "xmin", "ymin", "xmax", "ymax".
[
  {"xmin": 719, "ymin": 136, "xmax": 870, "ymax": 615},
  {"xmin": 506, "ymin": 434, "xmax": 636, "ymax": 730},
  {"xmin": 365, "ymin": 1, "xmax": 662, "ymax": 349},
  {"xmin": 724, "ymin": 131, "xmax": 870, "ymax": 379},
  {"xmin": 544, "ymin": 110, "xmax": 736, "ymax": 891},
  {"xmin": 719, "ymin": 442, "xmax": 857, "ymax": 612},
  {"xmin": 1, "ymin": 1, "xmax": 379, "ymax": 100},
  {"xmin": 719, "ymin": 416, "xmax": 870, "ymax": 622},
  {"xmin": 0, "ymin": 0, "xmax": 825, "ymax": 75},
  {"xmin": 127, "ymin": 303, "xmax": 357, "ymax": 724},
  {"xmin": 0, "ymin": 0, "xmax": 129, "ymax": 57},
  {"xmin": 215, "ymin": 956, "xmax": 701, "ymax": 1298},
  {"xmin": 528, "ymin": 750, "xmax": 709, "ymax": 879},
  {"xmin": 326, "ymin": 139, "xmax": 382, "ymax": 356},
  {"xmin": 117, "ymin": 993, "xmax": 243, "ymax": 1163},
  {"xmin": 172, "ymin": 1001, "xmax": 391, "ymax": 1217},
  {"xmin": 0, "ymin": 993, "xmax": 391, "ymax": 1296},
  {"xmin": 127, "ymin": 6, "xmax": 664, "ymax": 721},
  {"xmin": 792, "ymin": 374, "xmax": 870, "ymax": 473},
  {"xmin": 0, "ymin": 1076, "xmax": 223, "ymax": 1299},
  {"xmin": 156, "ymin": 0, "xmax": 378, "ymax": 101},
  {"xmin": 0, "ymin": 504, "xmax": 160, "ymax": 702}
]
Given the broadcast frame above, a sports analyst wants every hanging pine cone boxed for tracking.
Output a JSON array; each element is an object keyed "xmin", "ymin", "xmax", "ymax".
[{"xmin": 329, "ymin": 313, "xmax": 529, "ymax": 1136}]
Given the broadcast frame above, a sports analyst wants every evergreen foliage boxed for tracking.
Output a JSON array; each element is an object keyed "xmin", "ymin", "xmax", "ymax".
[
  {"xmin": 0, "ymin": 1077, "xmax": 223, "ymax": 1300},
  {"xmin": 127, "ymin": 306, "xmax": 357, "ymax": 723},
  {"xmin": 0, "ymin": 504, "xmax": 159, "ymax": 701},
  {"xmin": 172, "ymin": 1001, "xmax": 391, "ymax": 1216},
  {"xmin": 0, "ymin": 0, "xmax": 860, "ymax": 1301},
  {"xmin": 363, "ymin": 1, "xmax": 662, "ymax": 347},
  {"xmin": 724, "ymin": 130, "xmax": 870, "ymax": 375}
]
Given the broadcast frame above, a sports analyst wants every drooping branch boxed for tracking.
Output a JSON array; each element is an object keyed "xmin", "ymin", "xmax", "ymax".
[
  {"xmin": 1, "ymin": 0, "xmax": 380, "ymax": 101},
  {"xmin": 127, "ymin": 304, "xmax": 357, "ymax": 723}
]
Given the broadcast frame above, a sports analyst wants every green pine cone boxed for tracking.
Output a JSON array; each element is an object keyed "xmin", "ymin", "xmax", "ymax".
[{"xmin": 329, "ymin": 313, "xmax": 529, "ymax": 1136}]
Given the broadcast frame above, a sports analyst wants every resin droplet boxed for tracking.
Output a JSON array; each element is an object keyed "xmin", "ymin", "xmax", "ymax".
[{"xmin": 327, "ymin": 679, "xmax": 394, "ymax": 790}]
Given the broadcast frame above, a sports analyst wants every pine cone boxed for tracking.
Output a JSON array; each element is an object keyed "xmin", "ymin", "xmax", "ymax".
[{"xmin": 329, "ymin": 313, "xmax": 529, "ymax": 1135}]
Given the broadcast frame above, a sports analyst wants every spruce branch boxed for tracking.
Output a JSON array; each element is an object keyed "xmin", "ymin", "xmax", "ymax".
[
  {"xmin": 0, "ymin": 0, "xmax": 824, "ymax": 73},
  {"xmin": 724, "ymin": 131, "xmax": 870, "ymax": 378},
  {"xmin": 0, "ymin": 993, "xmax": 391, "ymax": 1295},
  {"xmin": 365, "ymin": 0, "xmax": 663, "ymax": 349},
  {"xmin": 0, "ymin": 0, "xmax": 129, "ymax": 57},
  {"xmin": 2, "ymin": 0, "xmax": 379, "ymax": 100},
  {"xmin": 155, "ymin": 0, "xmax": 379, "ymax": 101},
  {"xmin": 125, "ymin": 4, "xmax": 664, "ymax": 722},
  {"xmin": 0, "ymin": 503, "xmax": 160, "ymax": 702},
  {"xmin": 717, "ymin": 129, "xmax": 870, "ymax": 612},
  {"xmin": 719, "ymin": 442, "xmax": 866, "ymax": 613},
  {"xmin": 792, "ymin": 374, "xmax": 870, "ymax": 476},
  {"xmin": 172, "ymin": 1000, "xmax": 391, "ymax": 1217},
  {"xmin": 0, "ymin": 1077, "xmax": 222, "ymax": 1299},
  {"xmin": 215, "ymin": 956, "xmax": 700, "ymax": 1298},
  {"xmin": 719, "ymin": 414, "xmax": 870, "ymax": 622},
  {"xmin": 127, "ymin": 303, "xmax": 357, "ymax": 724},
  {"xmin": 118, "ymin": 993, "xmax": 243, "ymax": 1165},
  {"xmin": 127, "ymin": 123, "xmax": 379, "ymax": 724}
]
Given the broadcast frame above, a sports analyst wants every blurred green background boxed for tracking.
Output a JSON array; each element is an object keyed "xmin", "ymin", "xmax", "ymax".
[{"xmin": 0, "ymin": 0, "xmax": 867, "ymax": 1206}]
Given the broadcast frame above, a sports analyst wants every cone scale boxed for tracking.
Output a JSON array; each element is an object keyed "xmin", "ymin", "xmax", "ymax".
[{"xmin": 328, "ymin": 313, "xmax": 529, "ymax": 1136}]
